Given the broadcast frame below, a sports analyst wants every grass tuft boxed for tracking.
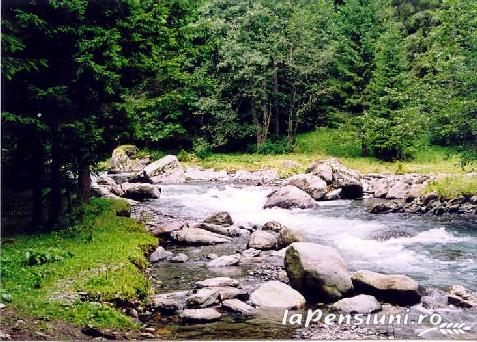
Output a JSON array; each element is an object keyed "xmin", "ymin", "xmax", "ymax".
[{"xmin": 424, "ymin": 175, "xmax": 477, "ymax": 199}]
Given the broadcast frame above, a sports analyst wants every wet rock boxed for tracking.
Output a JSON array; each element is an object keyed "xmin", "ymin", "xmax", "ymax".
[
  {"xmin": 169, "ymin": 253, "xmax": 189, "ymax": 263},
  {"xmin": 203, "ymin": 211, "xmax": 233, "ymax": 226},
  {"xmin": 421, "ymin": 288, "xmax": 449, "ymax": 309},
  {"xmin": 180, "ymin": 308, "xmax": 221, "ymax": 323},
  {"xmin": 149, "ymin": 246, "xmax": 173, "ymax": 262},
  {"xmin": 352, "ymin": 270, "xmax": 421, "ymax": 305},
  {"xmin": 152, "ymin": 291, "xmax": 189, "ymax": 313},
  {"xmin": 139, "ymin": 333, "xmax": 155, "ymax": 339},
  {"xmin": 277, "ymin": 227, "xmax": 305, "ymax": 248},
  {"xmin": 264, "ymin": 185, "xmax": 316, "ymax": 209},
  {"xmin": 448, "ymin": 285, "xmax": 477, "ymax": 308},
  {"xmin": 287, "ymin": 174, "xmax": 328, "ymax": 200},
  {"xmin": 250, "ymin": 281, "xmax": 305, "ymax": 309},
  {"xmin": 248, "ymin": 231, "xmax": 278, "ymax": 250},
  {"xmin": 222, "ymin": 299, "xmax": 256, "ymax": 315},
  {"xmin": 142, "ymin": 155, "xmax": 185, "ymax": 184},
  {"xmin": 285, "ymin": 242, "xmax": 353, "ymax": 302},
  {"xmin": 368, "ymin": 229, "xmax": 411, "ymax": 241},
  {"xmin": 241, "ymin": 248, "xmax": 261, "ymax": 258},
  {"xmin": 171, "ymin": 228, "xmax": 231, "ymax": 245},
  {"xmin": 216, "ymin": 287, "xmax": 249, "ymax": 301},
  {"xmin": 186, "ymin": 288, "xmax": 219, "ymax": 308},
  {"xmin": 331, "ymin": 294, "xmax": 381, "ymax": 314},
  {"xmin": 184, "ymin": 167, "xmax": 229, "ymax": 182},
  {"xmin": 196, "ymin": 223, "xmax": 242, "ymax": 237},
  {"xmin": 369, "ymin": 201, "xmax": 400, "ymax": 214},
  {"xmin": 323, "ymin": 188, "xmax": 342, "ymax": 201},
  {"xmin": 231, "ymin": 169, "xmax": 278, "ymax": 185},
  {"xmin": 262, "ymin": 221, "xmax": 286, "ymax": 233},
  {"xmin": 206, "ymin": 254, "xmax": 241, "ymax": 268},
  {"xmin": 195, "ymin": 277, "xmax": 239, "ymax": 288},
  {"xmin": 206, "ymin": 253, "xmax": 218, "ymax": 260},
  {"xmin": 121, "ymin": 182, "xmax": 161, "ymax": 201},
  {"xmin": 152, "ymin": 219, "xmax": 186, "ymax": 236}
]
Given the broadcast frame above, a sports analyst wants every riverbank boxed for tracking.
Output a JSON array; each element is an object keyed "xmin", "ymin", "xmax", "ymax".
[{"xmin": 0, "ymin": 199, "xmax": 157, "ymax": 340}]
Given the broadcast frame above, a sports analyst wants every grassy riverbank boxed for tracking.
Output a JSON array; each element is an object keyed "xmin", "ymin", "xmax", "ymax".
[{"xmin": 0, "ymin": 199, "xmax": 156, "ymax": 331}]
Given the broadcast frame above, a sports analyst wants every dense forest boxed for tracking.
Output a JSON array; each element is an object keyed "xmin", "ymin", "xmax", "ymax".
[{"xmin": 2, "ymin": 0, "xmax": 476, "ymax": 227}]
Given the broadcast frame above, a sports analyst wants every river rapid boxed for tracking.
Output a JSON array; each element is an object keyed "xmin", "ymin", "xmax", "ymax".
[{"xmin": 141, "ymin": 183, "xmax": 477, "ymax": 339}]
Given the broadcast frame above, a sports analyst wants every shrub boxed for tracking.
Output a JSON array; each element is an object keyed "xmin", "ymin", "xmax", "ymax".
[
  {"xmin": 255, "ymin": 138, "xmax": 293, "ymax": 155},
  {"xmin": 25, "ymin": 247, "xmax": 73, "ymax": 266},
  {"xmin": 193, "ymin": 138, "xmax": 211, "ymax": 159}
]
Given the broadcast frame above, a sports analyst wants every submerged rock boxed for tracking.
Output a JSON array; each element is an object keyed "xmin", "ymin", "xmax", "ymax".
[
  {"xmin": 180, "ymin": 308, "xmax": 221, "ymax": 323},
  {"xmin": 284, "ymin": 242, "xmax": 353, "ymax": 302},
  {"xmin": 248, "ymin": 231, "xmax": 278, "ymax": 250},
  {"xmin": 169, "ymin": 253, "xmax": 189, "ymax": 263},
  {"xmin": 250, "ymin": 281, "xmax": 305, "ymax": 309},
  {"xmin": 264, "ymin": 185, "xmax": 316, "ymax": 209},
  {"xmin": 170, "ymin": 228, "xmax": 231, "ymax": 245},
  {"xmin": 222, "ymin": 299, "xmax": 256, "ymax": 316},
  {"xmin": 331, "ymin": 294, "xmax": 381, "ymax": 314},
  {"xmin": 352, "ymin": 270, "xmax": 421, "ymax": 305}
]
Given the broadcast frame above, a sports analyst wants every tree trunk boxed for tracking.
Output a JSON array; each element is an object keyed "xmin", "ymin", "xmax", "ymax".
[
  {"xmin": 288, "ymin": 88, "xmax": 296, "ymax": 144},
  {"xmin": 31, "ymin": 140, "xmax": 44, "ymax": 228},
  {"xmin": 48, "ymin": 125, "xmax": 62, "ymax": 227},
  {"xmin": 77, "ymin": 158, "xmax": 91, "ymax": 203},
  {"xmin": 272, "ymin": 66, "xmax": 280, "ymax": 138}
]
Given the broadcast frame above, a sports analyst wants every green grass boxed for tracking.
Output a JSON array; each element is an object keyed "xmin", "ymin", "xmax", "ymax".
[
  {"xmin": 182, "ymin": 128, "xmax": 470, "ymax": 177},
  {"xmin": 424, "ymin": 175, "xmax": 477, "ymax": 199},
  {"xmin": 0, "ymin": 198, "xmax": 157, "ymax": 330}
]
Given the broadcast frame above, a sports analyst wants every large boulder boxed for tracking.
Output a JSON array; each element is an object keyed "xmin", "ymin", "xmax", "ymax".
[
  {"xmin": 287, "ymin": 174, "xmax": 328, "ymax": 200},
  {"xmin": 250, "ymin": 281, "xmax": 305, "ymax": 309},
  {"xmin": 110, "ymin": 145, "xmax": 149, "ymax": 172},
  {"xmin": 206, "ymin": 254, "xmax": 241, "ymax": 268},
  {"xmin": 307, "ymin": 158, "xmax": 363, "ymax": 199},
  {"xmin": 142, "ymin": 155, "xmax": 185, "ymax": 183},
  {"xmin": 331, "ymin": 294, "xmax": 381, "ymax": 314},
  {"xmin": 203, "ymin": 211, "xmax": 233, "ymax": 226},
  {"xmin": 248, "ymin": 231, "xmax": 278, "ymax": 250},
  {"xmin": 170, "ymin": 228, "xmax": 231, "ymax": 245},
  {"xmin": 284, "ymin": 242, "xmax": 353, "ymax": 302},
  {"xmin": 180, "ymin": 308, "xmax": 221, "ymax": 323},
  {"xmin": 277, "ymin": 227, "xmax": 305, "ymax": 248},
  {"xmin": 264, "ymin": 185, "xmax": 316, "ymax": 209},
  {"xmin": 121, "ymin": 182, "xmax": 160, "ymax": 201},
  {"xmin": 386, "ymin": 181, "xmax": 411, "ymax": 200},
  {"xmin": 448, "ymin": 285, "xmax": 477, "ymax": 308},
  {"xmin": 351, "ymin": 270, "xmax": 421, "ymax": 305}
]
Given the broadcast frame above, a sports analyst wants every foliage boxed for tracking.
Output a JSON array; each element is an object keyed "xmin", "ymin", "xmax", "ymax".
[{"xmin": 424, "ymin": 176, "xmax": 477, "ymax": 200}]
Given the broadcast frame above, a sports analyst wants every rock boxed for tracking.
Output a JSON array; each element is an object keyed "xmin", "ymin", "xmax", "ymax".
[
  {"xmin": 421, "ymin": 192, "xmax": 438, "ymax": 206},
  {"xmin": 241, "ymin": 248, "xmax": 261, "ymax": 258},
  {"xmin": 169, "ymin": 253, "xmax": 189, "ymax": 263},
  {"xmin": 171, "ymin": 228, "xmax": 231, "ymax": 245},
  {"xmin": 277, "ymin": 227, "xmax": 305, "ymax": 248},
  {"xmin": 248, "ymin": 231, "xmax": 278, "ymax": 250},
  {"xmin": 372, "ymin": 178, "xmax": 390, "ymax": 198},
  {"xmin": 92, "ymin": 185, "xmax": 113, "ymax": 197},
  {"xmin": 206, "ymin": 254, "xmax": 241, "ymax": 268},
  {"xmin": 96, "ymin": 175, "xmax": 117, "ymax": 186},
  {"xmin": 180, "ymin": 308, "xmax": 221, "ymax": 323},
  {"xmin": 110, "ymin": 145, "xmax": 148, "ymax": 172},
  {"xmin": 196, "ymin": 223, "xmax": 242, "ymax": 237},
  {"xmin": 331, "ymin": 294, "xmax": 382, "ymax": 314},
  {"xmin": 351, "ymin": 270, "xmax": 421, "ymax": 305},
  {"xmin": 206, "ymin": 253, "xmax": 218, "ymax": 260},
  {"xmin": 149, "ymin": 246, "xmax": 173, "ymax": 262},
  {"xmin": 250, "ymin": 281, "xmax": 305, "ymax": 309},
  {"xmin": 287, "ymin": 174, "xmax": 328, "ymax": 200},
  {"xmin": 139, "ymin": 333, "xmax": 155, "ymax": 339},
  {"xmin": 284, "ymin": 242, "xmax": 353, "ymax": 302},
  {"xmin": 203, "ymin": 211, "xmax": 233, "ymax": 226},
  {"xmin": 216, "ymin": 287, "xmax": 249, "ymax": 301},
  {"xmin": 308, "ymin": 163, "xmax": 333, "ymax": 183},
  {"xmin": 282, "ymin": 160, "xmax": 301, "ymax": 169},
  {"xmin": 470, "ymin": 195, "xmax": 477, "ymax": 205},
  {"xmin": 386, "ymin": 181, "xmax": 411, "ymax": 200},
  {"xmin": 186, "ymin": 288, "xmax": 219, "ymax": 308},
  {"xmin": 195, "ymin": 277, "xmax": 239, "ymax": 288},
  {"xmin": 142, "ymin": 155, "xmax": 185, "ymax": 183},
  {"xmin": 264, "ymin": 185, "xmax": 316, "ymax": 209},
  {"xmin": 152, "ymin": 220, "xmax": 185, "ymax": 236},
  {"xmin": 222, "ymin": 299, "xmax": 256, "ymax": 315},
  {"xmin": 421, "ymin": 288, "xmax": 449, "ymax": 310},
  {"xmin": 323, "ymin": 188, "xmax": 342, "ymax": 201},
  {"xmin": 121, "ymin": 182, "xmax": 160, "ymax": 201},
  {"xmin": 231, "ymin": 169, "xmax": 278, "ymax": 185},
  {"xmin": 153, "ymin": 291, "xmax": 189, "ymax": 313},
  {"xmin": 448, "ymin": 285, "xmax": 477, "ymax": 308},
  {"xmin": 369, "ymin": 201, "xmax": 399, "ymax": 214},
  {"xmin": 368, "ymin": 229, "xmax": 411, "ymax": 241},
  {"xmin": 184, "ymin": 167, "xmax": 229, "ymax": 182},
  {"xmin": 262, "ymin": 221, "xmax": 286, "ymax": 233}
]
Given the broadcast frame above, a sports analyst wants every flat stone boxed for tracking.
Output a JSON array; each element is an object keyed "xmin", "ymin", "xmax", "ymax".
[
  {"xmin": 180, "ymin": 308, "xmax": 221, "ymax": 323},
  {"xmin": 250, "ymin": 281, "xmax": 305, "ymax": 309},
  {"xmin": 206, "ymin": 254, "xmax": 241, "ymax": 268},
  {"xmin": 186, "ymin": 288, "xmax": 219, "ymax": 308},
  {"xmin": 222, "ymin": 299, "xmax": 256, "ymax": 315},
  {"xmin": 195, "ymin": 277, "xmax": 239, "ymax": 288},
  {"xmin": 171, "ymin": 228, "xmax": 231, "ymax": 245},
  {"xmin": 331, "ymin": 294, "xmax": 382, "ymax": 314}
]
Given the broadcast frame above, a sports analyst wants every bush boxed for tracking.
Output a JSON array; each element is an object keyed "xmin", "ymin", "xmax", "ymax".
[
  {"xmin": 255, "ymin": 138, "xmax": 293, "ymax": 155},
  {"xmin": 193, "ymin": 138, "xmax": 211, "ymax": 159},
  {"xmin": 25, "ymin": 248, "xmax": 73, "ymax": 266}
]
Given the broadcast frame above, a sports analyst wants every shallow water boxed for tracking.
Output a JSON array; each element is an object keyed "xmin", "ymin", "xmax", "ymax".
[{"xmin": 145, "ymin": 183, "xmax": 477, "ymax": 339}]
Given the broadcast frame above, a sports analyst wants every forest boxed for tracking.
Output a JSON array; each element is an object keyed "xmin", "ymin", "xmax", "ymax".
[{"xmin": 2, "ymin": 0, "xmax": 477, "ymax": 228}]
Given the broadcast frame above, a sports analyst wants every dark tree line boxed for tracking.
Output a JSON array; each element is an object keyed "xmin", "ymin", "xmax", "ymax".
[{"xmin": 2, "ymin": 0, "xmax": 476, "ymax": 229}]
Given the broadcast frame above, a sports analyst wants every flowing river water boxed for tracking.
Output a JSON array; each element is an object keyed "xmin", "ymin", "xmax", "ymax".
[{"xmin": 140, "ymin": 183, "xmax": 477, "ymax": 339}]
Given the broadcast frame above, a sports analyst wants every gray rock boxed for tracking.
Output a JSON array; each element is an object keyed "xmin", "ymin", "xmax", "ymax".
[
  {"xmin": 264, "ymin": 185, "xmax": 316, "ymax": 209},
  {"xmin": 262, "ymin": 221, "xmax": 286, "ymax": 233},
  {"xmin": 222, "ymin": 299, "xmax": 256, "ymax": 315},
  {"xmin": 285, "ymin": 242, "xmax": 353, "ymax": 302},
  {"xmin": 171, "ymin": 228, "xmax": 231, "ymax": 245},
  {"xmin": 184, "ymin": 167, "xmax": 229, "ymax": 182},
  {"xmin": 448, "ymin": 285, "xmax": 477, "ymax": 308},
  {"xmin": 186, "ymin": 288, "xmax": 219, "ymax": 308},
  {"xmin": 331, "ymin": 294, "xmax": 381, "ymax": 314},
  {"xmin": 352, "ymin": 270, "xmax": 421, "ymax": 305},
  {"xmin": 196, "ymin": 223, "xmax": 242, "ymax": 237},
  {"xmin": 248, "ymin": 231, "xmax": 278, "ymax": 250},
  {"xmin": 287, "ymin": 174, "xmax": 328, "ymax": 200},
  {"xmin": 421, "ymin": 192, "xmax": 438, "ymax": 206},
  {"xmin": 110, "ymin": 145, "xmax": 149, "ymax": 172},
  {"xmin": 152, "ymin": 219, "xmax": 185, "ymax": 236},
  {"xmin": 149, "ymin": 246, "xmax": 173, "ymax": 262},
  {"xmin": 369, "ymin": 201, "xmax": 400, "ymax": 214},
  {"xmin": 180, "ymin": 308, "xmax": 221, "ymax": 323},
  {"xmin": 169, "ymin": 253, "xmax": 189, "ymax": 263},
  {"xmin": 215, "ymin": 287, "xmax": 249, "ymax": 301},
  {"xmin": 203, "ymin": 211, "xmax": 233, "ymax": 226},
  {"xmin": 153, "ymin": 291, "xmax": 189, "ymax": 313},
  {"xmin": 195, "ymin": 277, "xmax": 239, "ymax": 288},
  {"xmin": 323, "ymin": 188, "xmax": 342, "ymax": 201},
  {"xmin": 206, "ymin": 254, "xmax": 241, "ymax": 268},
  {"xmin": 142, "ymin": 155, "xmax": 185, "ymax": 184},
  {"xmin": 121, "ymin": 182, "xmax": 160, "ymax": 201},
  {"xmin": 386, "ymin": 181, "xmax": 411, "ymax": 200},
  {"xmin": 250, "ymin": 281, "xmax": 305, "ymax": 309},
  {"xmin": 277, "ymin": 227, "xmax": 305, "ymax": 248},
  {"xmin": 241, "ymin": 248, "xmax": 261, "ymax": 258}
]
